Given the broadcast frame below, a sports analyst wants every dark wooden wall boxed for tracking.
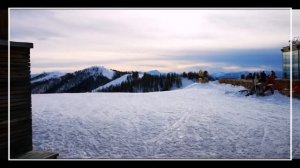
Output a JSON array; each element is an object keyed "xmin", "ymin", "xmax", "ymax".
[
  {"xmin": 0, "ymin": 10, "xmax": 8, "ymax": 40},
  {"xmin": 0, "ymin": 44, "xmax": 8, "ymax": 159},
  {"xmin": 0, "ymin": 41, "xmax": 33, "ymax": 159},
  {"xmin": 9, "ymin": 43, "xmax": 33, "ymax": 158},
  {"xmin": 0, "ymin": 9, "xmax": 8, "ymax": 160}
]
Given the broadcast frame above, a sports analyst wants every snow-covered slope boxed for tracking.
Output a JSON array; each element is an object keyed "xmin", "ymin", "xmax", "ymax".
[
  {"xmin": 32, "ymin": 81, "xmax": 298, "ymax": 159},
  {"xmin": 93, "ymin": 74, "xmax": 130, "ymax": 92},
  {"xmin": 31, "ymin": 72, "xmax": 66, "ymax": 83},
  {"xmin": 54, "ymin": 66, "xmax": 114, "ymax": 93}
]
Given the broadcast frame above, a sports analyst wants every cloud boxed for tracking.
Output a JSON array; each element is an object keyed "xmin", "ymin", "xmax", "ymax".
[
  {"xmin": 293, "ymin": 10, "xmax": 300, "ymax": 37},
  {"xmin": 10, "ymin": 9, "xmax": 290, "ymax": 73},
  {"xmin": 221, "ymin": 65, "xmax": 271, "ymax": 72}
]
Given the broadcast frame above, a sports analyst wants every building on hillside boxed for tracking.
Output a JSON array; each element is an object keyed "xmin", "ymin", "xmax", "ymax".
[{"xmin": 281, "ymin": 37, "xmax": 300, "ymax": 79}]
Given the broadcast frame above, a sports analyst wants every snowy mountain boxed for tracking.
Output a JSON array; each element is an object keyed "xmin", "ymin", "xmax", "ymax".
[
  {"xmin": 31, "ymin": 72, "xmax": 66, "ymax": 83},
  {"xmin": 31, "ymin": 66, "xmax": 282, "ymax": 94},
  {"xmin": 31, "ymin": 66, "xmax": 187, "ymax": 94},
  {"xmin": 31, "ymin": 66, "xmax": 116, "ymax": 94},
  {"xmin": 80, "ymin": 66, "xmax": 115, "ymax": 80}
]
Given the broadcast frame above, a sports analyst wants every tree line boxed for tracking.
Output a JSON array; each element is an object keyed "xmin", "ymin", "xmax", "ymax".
[{"xmin": 99, "ymin": 72, "xmax": 183, "ymax": 92}]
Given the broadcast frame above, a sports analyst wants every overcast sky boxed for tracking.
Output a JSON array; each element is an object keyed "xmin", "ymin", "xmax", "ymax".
[{"xmin": 10, "ymin": 9, "xmax": 296, "ymax": 74}]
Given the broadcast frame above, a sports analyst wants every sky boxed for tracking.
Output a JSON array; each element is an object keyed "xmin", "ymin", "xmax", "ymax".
[{"xmin": 10, "ymin": 9, "xmax": 297, "ymax": 74}]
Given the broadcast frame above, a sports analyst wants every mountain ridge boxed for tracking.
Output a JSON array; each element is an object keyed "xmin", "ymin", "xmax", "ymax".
[{"xmin": 31, "ymin": 66, "xmax": 282, "ymax": 94}]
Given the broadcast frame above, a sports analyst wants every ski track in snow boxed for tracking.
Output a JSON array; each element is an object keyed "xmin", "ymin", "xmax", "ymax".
[{"xmin": 31, "ymin": 81, "xmax": 299, "ymax": 159}]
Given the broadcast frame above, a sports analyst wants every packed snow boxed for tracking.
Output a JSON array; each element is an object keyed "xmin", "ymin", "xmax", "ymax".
[
  {"xmin": 31, "ymin": 72, "xmax": 66, "ymax": 83},
  {"xmin": 93, "ymin": 74, "xmax": 130, "ymax": 92},
  {"xmin": 31, "ymin": 81, "xmax": 300, "ymax": 159}
]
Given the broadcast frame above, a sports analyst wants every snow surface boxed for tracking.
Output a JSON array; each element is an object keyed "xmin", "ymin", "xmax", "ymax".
[
  {"xmin": 93, "ymin": 74, "xmax": 130, "ymax": 92},
  {"xmin": 31, "ymin": 81, "xmax": 299, "ymax": 159},
  {"xmin": 31, "ymin": 72, "xmax": 66, "ymax": 83}
]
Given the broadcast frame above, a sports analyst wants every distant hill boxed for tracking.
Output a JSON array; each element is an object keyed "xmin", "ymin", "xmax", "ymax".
[
  {"xmin": 31, "ymin": 66, "xmax": 117, "ymax": 94},
  {"xmin": 211, "ymin": 71, "xmax": 282, "ymax": 80},
  {"xmin": 31, "ymin": 67, "xmax": 183, "ymax": 94}
]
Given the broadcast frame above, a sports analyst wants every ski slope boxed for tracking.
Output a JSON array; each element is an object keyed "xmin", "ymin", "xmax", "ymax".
[
  {"xmin": 93, "ymin": 74, "xmax": 130, "ymax": 92},
  {"xmin": 31, "ymin": 81, "xmax": 300, "ymax": 159}
]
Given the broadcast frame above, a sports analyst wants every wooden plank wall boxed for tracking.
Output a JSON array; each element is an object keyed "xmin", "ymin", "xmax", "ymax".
[
  {"xmin": 0, "ymin": 45, "xmax": 8, "ymax": 159},
  {"xmin": 0, "ymin": 9, "xmax": 8, "ymax": 159},
  {"xmin": 9, "ymin": 46, "xmax": 33, "ymax": 158},
  {"xmin": 0, "ymin": 10, "xmax": 8, "ymax": 40}
]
